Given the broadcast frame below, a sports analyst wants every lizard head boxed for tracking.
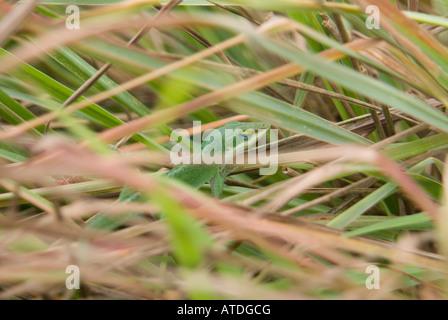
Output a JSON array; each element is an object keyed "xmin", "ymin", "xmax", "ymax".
[{"xmin": 220, "ymin": 121, "xmax": 270, "ymax": 156}]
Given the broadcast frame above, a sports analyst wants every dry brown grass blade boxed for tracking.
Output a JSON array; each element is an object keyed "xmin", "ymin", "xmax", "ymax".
[
  {"xmin": 0, "ymin": 16, "xmax": 274, "ymax": 141},
  {"xmin": 355, "ymin": 35, "xmax": 422, "ymax": 87},
  {"xmin": 0, "ymin": 178, "xmax": 57, "ymax": 218},
  {"xmin": 0, "ymin": 35, "xmax": 379, "ymax": 153},
  {"xmin": 2, "ymin": 137, "xmax": 154, "ymax": 192},
  {"xmin": 364, "ymin": 36, "xmax": 448, "ymax": 108},
  {"xmin": 261, "ymin": 162, "xmax": 351, "ymax": 212},
  {"xmin": 279, "ymin": 123, "xmax": 431, "ymax": 216},
  {"xmin": 355, "ymin": 0, "xmax": 448, "ymax": 93},
  {"xmin": 44, "ymin": 0, "xmax": 183, "ymax": 133},
  {"xmin": 0, "ymin": 0, "xmax": 40, "ymax": 46},
  {"xmin": 121, "ymin": 115, "xmax": 249, "ymax": 152},
  {"xmin": 192, "ymin": 201, "xmax": 445, "ymax": 271},
  {"xmin": 0, "ymin": 14, "xmax": 211, "ymax": 74},
  {"xmin": 268, "ymin": 146, "xmax": 440, "ymax": 221},
  {"xmin": 281, "ymin": 177, "xmax": 377, "ymax": 216},
  {"xmin": 90, "ymin": 38, "xmax": 381, "ymax": 144},
  {"xmin": 0, "ymin": 230, "xmax": 167, "ymax": 299},
  {"xmin": 3, "ymin": 138, "xmax": 444, "ymax": 270},
  {"xmin": 60, "ymin": 199, "xmax": 158, "ymax": 221}
]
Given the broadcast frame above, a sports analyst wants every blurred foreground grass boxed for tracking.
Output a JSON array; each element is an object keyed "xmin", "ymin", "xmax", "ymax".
[{"xmin": 0, "ymin": 0, "xmax": 448, "ymax": 299}]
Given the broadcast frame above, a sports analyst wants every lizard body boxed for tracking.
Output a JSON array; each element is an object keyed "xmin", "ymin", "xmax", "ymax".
[{"xmin": 88, "ymin": 121, "xmax": 269, "ymax": 230}]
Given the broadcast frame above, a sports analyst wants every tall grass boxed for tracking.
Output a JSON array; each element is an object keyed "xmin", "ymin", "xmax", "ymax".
[{"xmin": 0, "ymin": 0, "xmax": 448, "ymax": 299}]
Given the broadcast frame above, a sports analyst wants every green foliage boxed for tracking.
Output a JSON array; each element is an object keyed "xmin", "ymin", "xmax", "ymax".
[{"xmin": 1, "ymin": 0, "xmax": 448, "ymax": 300}]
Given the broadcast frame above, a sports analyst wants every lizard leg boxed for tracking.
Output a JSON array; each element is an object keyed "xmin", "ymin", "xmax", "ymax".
[{"xmin": 210, "ymin": 168, "xmax": 226, "ymax": 198}]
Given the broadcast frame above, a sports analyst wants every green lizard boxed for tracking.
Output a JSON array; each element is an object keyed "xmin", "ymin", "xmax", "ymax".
[{"xmin": 87, "ymin": 121, "xmax": 269, "ymax": 230}]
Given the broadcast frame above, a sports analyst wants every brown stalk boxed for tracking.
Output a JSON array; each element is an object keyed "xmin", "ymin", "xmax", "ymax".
[{"xmin": 0, "ymin": 0, "xmax": 40, "ymax": 46}]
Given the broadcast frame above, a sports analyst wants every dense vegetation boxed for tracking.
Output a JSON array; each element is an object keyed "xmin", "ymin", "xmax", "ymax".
[{"xmin": 1, "ymin": 0, "xmax": 448, "ymax": 299}]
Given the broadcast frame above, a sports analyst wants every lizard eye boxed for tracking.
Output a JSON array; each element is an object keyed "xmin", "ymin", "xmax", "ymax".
[{"xmin": 240, "ymin": 129, "xmax": 254, "ymax": 140}]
